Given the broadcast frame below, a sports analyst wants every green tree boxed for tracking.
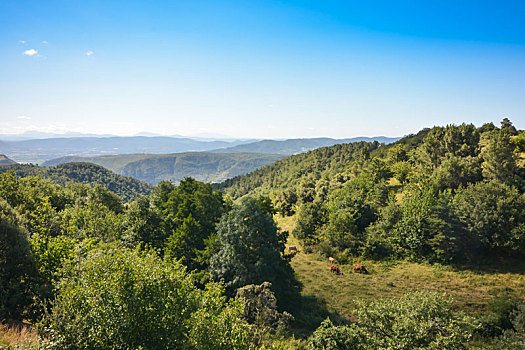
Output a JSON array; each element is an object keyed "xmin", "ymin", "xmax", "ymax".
[
  {"xmin": 121, "ymin": 196, "xmax": 165, "ymax": 249},
  {"xmin": 482, "ymin": 130, "xmax": 518, "ymax": 182},
  {"xmin": 380, "ymin": 187, "xmax": 456, "ymax": 262},
  {"xmin": 293, "ymin": 202, "xmax": 325, "ymax": 246},
  {"xmin": 453, "ymin": 181, "xmax": 525, "ymax": 255},
  {"xmin": 0, "ymin": 200, "xmax": 37, "ymax": 321},
  {"xmin": 153, "ymin": 178, "xmax": 227, "ymax": 270},
  {"xmin": 210, "ymin": 198, "xmax": 297, "ymax": 304},
  {"xmin": 40, "ymin": 248, "xmax": 252, "ymax": 350}
]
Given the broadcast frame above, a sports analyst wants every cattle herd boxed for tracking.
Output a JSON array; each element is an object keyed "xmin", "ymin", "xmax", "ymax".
[{"xmin": 328, "ymin": 257, "xmax": 368, "ymax": 275}]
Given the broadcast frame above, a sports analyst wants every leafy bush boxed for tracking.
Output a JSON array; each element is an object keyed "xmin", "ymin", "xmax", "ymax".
[
  {"xmin": 40, "ymin": 248, "xmax": 251, "ymax": 349},
  {"xmin": 0, "ymin": 204, "xmax": 37, "ymax": 322},
  {"xmin": 308, "ymin": 292, "xmax": 476, "ymax": 350}
]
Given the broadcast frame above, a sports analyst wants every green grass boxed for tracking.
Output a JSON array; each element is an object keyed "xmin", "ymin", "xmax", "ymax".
[{"xmin": 278, "ymin": 216, "xmax": 525, "ymax": 321}]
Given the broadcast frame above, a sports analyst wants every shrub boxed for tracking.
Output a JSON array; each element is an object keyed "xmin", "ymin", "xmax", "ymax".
[
  {"xmin": 39, "ymin": 248, "xmax": 252, "ymax": 349},
  {"xmin": 308, "ymin": 292, "xmax": 476, "ymax": 350}
]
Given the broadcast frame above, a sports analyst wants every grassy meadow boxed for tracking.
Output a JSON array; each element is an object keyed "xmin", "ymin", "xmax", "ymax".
[{"xmin": 278, "ymin": 215, "xmax": 525, "ymax": 321}]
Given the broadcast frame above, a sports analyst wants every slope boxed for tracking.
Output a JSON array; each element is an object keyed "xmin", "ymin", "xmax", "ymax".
[
  {"xmin": 0, "ymin": 162, "xmax": 153, "ymax": 202},
  {"xmin": 44, "ymin": 152, "xmax": 287, "ymax": 184}
]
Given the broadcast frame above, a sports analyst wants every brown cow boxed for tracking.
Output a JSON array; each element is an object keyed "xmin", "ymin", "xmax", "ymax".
[
  {"xmin": 353, "ymin": 264, "xmax": 368, "ymax": 274},
  {"xmin": 330, "ymin": 265, "xmax": 342, "ymax": 275}
]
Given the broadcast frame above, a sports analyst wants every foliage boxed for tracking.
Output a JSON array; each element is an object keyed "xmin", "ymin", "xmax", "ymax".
[
  {"xmin": 452, "ymin": 181, "xmax": 525, "ymax": 254},
  {"xmin": 308, "ymin": 292, "xmax": 476, "ymax": 350},
  {"xmin": 0, "ymin": 162, "xmax": 153, "ymax": 202},
  {"xmin": 0, "ymin": 200, "xmax": 37, "ymax": 322},
  {"xmin": 210, "ymin": 197, "xmax": 298, "ymax": 304},
  {"xmin": 307, "ymin": 319, "xmax": 365, "ymax": 350},
  {"xmin": 237, "ymin": 282, "xmax": 293, "ymax": 345},
  {"xmin": 39, "ymin": 248, "xmax": 252, "ymax": 350},
  {"xmin": 482, "ymin": 130, "xmax": 518, "ymax": 183},
  {"xmin": 153, "ymin": 178, "xmax": 227, "ymax": 271}
]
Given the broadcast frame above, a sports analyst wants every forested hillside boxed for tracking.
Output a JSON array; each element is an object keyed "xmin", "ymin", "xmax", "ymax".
[
  {"xmin": 2, "ymin": 120, "xmax": 525, "ymax": 349},
  {"xmin": 44, "ymin": 152, "xmax": 286, "ymax": 184},
  {"xmin": 220, "ymin": 120, "xmax": 525, "ymax": 265},
  {"xmin": 211, "ymin": 136, "xmax": 399, "ymax": 155},
  {"xmin": 0, "ymin": 162, "xmax": 153, "ymax": 202}
]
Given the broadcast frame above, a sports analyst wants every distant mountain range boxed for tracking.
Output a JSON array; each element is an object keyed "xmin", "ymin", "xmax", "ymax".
[
  {"xmin": 0, "ymin": 136, "xmax": 253, "ymax": 164},
  {"xmin": 212, "ymin": 137, "xmax": 400, "ymax": 154},
  {"xmin": 0, "ymin": 135, "xmax": 399, "ymax": 164},
  {"xmin": 43, "ymin": 152, "xmax": 286, "ymax": 184}
]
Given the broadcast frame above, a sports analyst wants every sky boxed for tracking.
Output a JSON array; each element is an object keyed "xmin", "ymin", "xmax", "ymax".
[{"xmin": 1, "ymin": 0, "xmax": 524, "ymax": 139}]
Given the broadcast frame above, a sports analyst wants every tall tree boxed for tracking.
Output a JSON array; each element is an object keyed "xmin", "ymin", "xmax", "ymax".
[
  {"xmin": 210, "ymin": 198, "xmax": 297, "ymax": 304},
  {"xmin": 482, "ymin": 130, "xmax": 518, "ymax": 183}
]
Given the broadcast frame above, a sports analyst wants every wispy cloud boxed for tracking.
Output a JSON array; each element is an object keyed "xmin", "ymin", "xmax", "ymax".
[
  {"xmin": 85, "ymin": 50, "xmax": 93, "ymax": 56},
  {"xmin": 42, "ymin": 40, "xmax": 48, "ymax": 44},
  {"xmin": 17, "ymin": 115, "xmax": 32, "ymax": 120},
  {"xmin": 23, "ymin": 49, "xmax": 38, "ymax": 56},
  {"xmin": 19, "ymin": 40, "xmax": 26, "ymax": 44}
]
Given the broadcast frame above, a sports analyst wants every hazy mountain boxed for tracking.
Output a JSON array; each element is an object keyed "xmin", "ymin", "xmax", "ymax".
[
  {"xmin": 211, "ymin": 137, "xmax": 400, "ymax": 155},
  {"xmin": 0, "ymin": 154, "xmax": 17, "ymax": 165},
  {"xmin": 0, "ymin": 136, "xmax": 254, "ymax": 164},
  {"xmin": 43, "ymin": 152, "xmax": 286, "ymax": 184}
]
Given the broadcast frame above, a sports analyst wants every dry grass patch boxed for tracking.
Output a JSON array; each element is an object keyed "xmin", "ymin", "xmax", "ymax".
[{"xmin": 0, "ymin": 323, "xmax": 41, "ymax": 349}]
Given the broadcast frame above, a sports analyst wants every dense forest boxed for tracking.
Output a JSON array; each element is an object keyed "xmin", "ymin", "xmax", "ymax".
[
  {"xmin": 219, "ymin": 120, "xmax": 525, "ymax": 265},
  {"xmin": 1, "ymin": 120, "xmax": 525, "ymax": 349},
  {"xmin": 0, "ymin": 162, "xmax": 153, "ymax": 202}
]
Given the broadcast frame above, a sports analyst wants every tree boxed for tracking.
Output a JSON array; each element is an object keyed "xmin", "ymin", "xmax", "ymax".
[
  {"xmin": 121, "ymin": 196, "xmax": 164, "ymax": 249},
  {"xmin": 210, "ymin": 198, "xmax": 297, "ymax": 304},
  {"xmin": 293, "ymin": 202, "xmax": 325, "ymax": 246},
  {"xmin": 482, "ymin": 130, "xmax": 518, "ymax": 183},
  {"xmin": 236, "ymin": 282, "xmax": 293, "ymax": 345},
  {"xmin": 40, "ymin": 248, "xmax": 252, "ymax": 349},
  {"xmin": 0, "ymin": 199, "xmax": 37, "ymax": 321},
  {"xmin": 153, "ymin": 178, "xmax": 227, "ymax": 270},
  {"xmin": 383, "ymin": 187, "xmax": 456, "ymax": 262},
  {"xmin": 501, "ymin": 118, "xmax": 518, "ymax": 135},
  {"xmin": 453, "ymin": 181, "xmax": 525, "ymax": 255}
]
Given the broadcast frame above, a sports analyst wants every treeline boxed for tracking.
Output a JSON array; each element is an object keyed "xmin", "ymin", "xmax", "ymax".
[
  {"xmin": 0, "ymin": 172, "xmax": 298, "ymax": 348},
  {"xmin": 0, "ymin": 162, "xmax": 153, "ymax": 202},
  {"xmin": 216, "ymin": 141, "xmax": 384, "ymax": 198},
  {"xmin": 222, "ymin": 120, "xmax": 525, "ymax": 266}
]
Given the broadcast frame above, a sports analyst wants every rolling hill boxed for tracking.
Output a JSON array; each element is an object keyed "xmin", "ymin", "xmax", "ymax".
[
  {"xmin": 0, "ymin": 154, "xmax": 16, "ymax": 165},
  {"xmin": 0, "ymin": 162, "xmax": 153, "ymax": 202},
  {"xmin": 43, "ymin": 152, "xmax": 286, "ymax": 184}
]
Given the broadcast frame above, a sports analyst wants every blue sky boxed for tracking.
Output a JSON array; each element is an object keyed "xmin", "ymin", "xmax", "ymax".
[{"xmin": 1, "ymin": 0, "xmax": 524, "ymax": 138}]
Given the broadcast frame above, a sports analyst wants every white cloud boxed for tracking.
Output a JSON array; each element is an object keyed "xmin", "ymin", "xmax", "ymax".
[
  {"xmin": 42, "ymin": 40, "xmax": 48, "ymax": 44},
  {"xmin": 19, "ymin": 40, "xmax": 26, "ymax": 44},
  {"xmin": 85, "ymin": 50, "xmax": 93, "ymax": 56},
  {"xmin": 23, "ymin": 49, "xmax": 38, "ymax": 56},
  {"xmin": 17, "ymin": 115, "xmax": 32, "ymax": 120}
]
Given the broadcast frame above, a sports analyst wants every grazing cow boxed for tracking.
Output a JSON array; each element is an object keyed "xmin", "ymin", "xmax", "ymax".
[
  {"xmin": 288, "ymin": 245, "xmax": 298, "ymax": 253},
  {"xmin": 330, "ymin": 265, "xmax": 342, "ymax": 275},
  {"xmin": 353, "ymin": 264, "xmax": 368, "ymax": 274},
  {"xmin": 328, "ymin": 257, "xmax": 335, "ymax": 264}
]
